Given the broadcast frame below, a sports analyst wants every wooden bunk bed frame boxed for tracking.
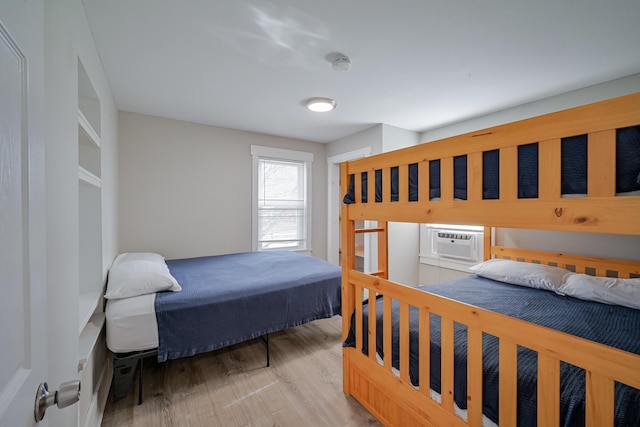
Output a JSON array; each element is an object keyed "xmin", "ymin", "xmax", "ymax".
[{"xmin": 339, "ymin": 93, "xmax": 640, "ymax": 426}]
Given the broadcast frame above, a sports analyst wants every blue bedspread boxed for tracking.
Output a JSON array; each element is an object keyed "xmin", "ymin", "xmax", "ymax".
[
  {"xmin": 344, "ymin": 276, "xmax": 640, "ymax": 426},
  {"xmin": 156, "ymin": 251, "xmax": 341, "ymax": 362}
]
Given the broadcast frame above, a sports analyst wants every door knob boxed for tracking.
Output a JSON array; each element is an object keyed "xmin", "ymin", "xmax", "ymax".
[{"xmin": 34, "ymin": 380, "xmax": 81, "ymax": 422}]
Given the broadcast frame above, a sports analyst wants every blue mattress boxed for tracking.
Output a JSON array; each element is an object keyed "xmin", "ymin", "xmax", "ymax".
[
  {"xmin": 156, "ymin": 251, "xmax": 341, "ymax": 362},
  {"xmin": 344, "ymin": 276, "xmax": 640, "ymax": 426}
]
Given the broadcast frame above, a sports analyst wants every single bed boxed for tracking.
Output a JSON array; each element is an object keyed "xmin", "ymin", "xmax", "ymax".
[
  {"xmin": 339, "ymin": 92, "xmax": 640, "ymax": 426},
  {"xmin": 105, "ymin": 250, "xmax": 341, "ymax": 401}
]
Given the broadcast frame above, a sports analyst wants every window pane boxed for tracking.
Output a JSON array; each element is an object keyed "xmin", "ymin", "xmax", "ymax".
[
  {"xmin": 257, "ymin": 157, "xmax": 307, "ymax": 250},
  {"xmin": 259, "ymin": 159, "xmax": 303, "ymax": 204}
]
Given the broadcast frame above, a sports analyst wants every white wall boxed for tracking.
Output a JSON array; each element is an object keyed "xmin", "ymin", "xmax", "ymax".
[
  {"xmin": 420, "ymin": 74, "xmax": 640, "ymax": 262},
  {"xmin": 421, "ymin": 73, "xmax": 640, "ymax": 142},
  {"xmin": 327, "ymin": 124, "xmax": 382, "ymax": 158},
  {"xmin": 44, "ymin": 0, "xmax": 118, "ymax": 425},
  {"xmin": 118, "ymin": 112, "xmax": 329, "ymax": 260}
]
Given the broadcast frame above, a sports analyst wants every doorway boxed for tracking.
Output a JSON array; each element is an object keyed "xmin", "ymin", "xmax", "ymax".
[{"xmin": 327, "ymin": 148, "xmax": 372, "ymax": 268}]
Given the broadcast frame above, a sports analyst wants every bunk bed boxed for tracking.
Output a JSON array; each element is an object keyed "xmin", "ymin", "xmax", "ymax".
[
  {"xmin": 105, "ymin": 250, "xmax": 341, "ymax": 402},
  {"xmin": 340, "ymin": 92, "xmax": 640, "ymax": 426}
]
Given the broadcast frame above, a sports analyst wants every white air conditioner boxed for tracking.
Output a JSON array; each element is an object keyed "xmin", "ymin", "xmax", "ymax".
[
  {"xmin": 421, "ymin": 226, "xmax": 483, "ymax": 263},
  {"xmin": 435, "ymin": 231, "xmax": 478, "ymax": 261}
]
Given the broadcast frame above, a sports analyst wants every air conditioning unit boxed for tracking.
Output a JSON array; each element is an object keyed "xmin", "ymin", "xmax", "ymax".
[
  {"xmin": 435, "ymin": 231, "xmax": 478, "ymax": 261},
  {"xmin": 421, "ymin": 226, "xmax": 483, "ymax": 263}
]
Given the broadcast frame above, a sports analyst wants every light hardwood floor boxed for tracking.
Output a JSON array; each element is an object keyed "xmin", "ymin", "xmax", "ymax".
[{"xmin": 101, "ymin": 316, "xmax": 381, "ymax": 427}]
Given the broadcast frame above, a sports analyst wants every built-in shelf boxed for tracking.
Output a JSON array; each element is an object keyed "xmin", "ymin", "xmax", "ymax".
[
  {"xmin": 77, "ymin": 57, "xmax": 106, "ymax": 426},
  {"xmin": 78, "ymin": 109, "xmax": 101, "ymax": 148},
  {"xmin": 78, "ymin": 312, "xmax": 105, "ymax": 372},
  {"xmin": 79, "ymin": 291, "xmax": 102, "ymax": 334},
  {"xmin": 78, "ymin": 166, "xmax": 101, "ymax": 188}
]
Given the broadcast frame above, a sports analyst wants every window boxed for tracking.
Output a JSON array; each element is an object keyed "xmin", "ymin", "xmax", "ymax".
[{"xmin": 251, "ymin": 145, "xmax": 313, "ymax": 252}]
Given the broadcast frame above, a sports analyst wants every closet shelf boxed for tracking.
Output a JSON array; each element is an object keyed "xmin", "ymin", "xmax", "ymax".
[{"xmin": 78, "ymin": 109, "xmax": 101, "ymax": 148}]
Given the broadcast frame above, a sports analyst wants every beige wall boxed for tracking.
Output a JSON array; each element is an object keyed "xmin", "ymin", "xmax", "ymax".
[{"xmin": 118, "ymin": 112, "xmax": 329, "ymax": 260}]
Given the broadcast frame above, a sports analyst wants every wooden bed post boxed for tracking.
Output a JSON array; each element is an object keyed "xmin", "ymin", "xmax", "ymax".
[
  {"xmin": 340, "ymin": 162, "xmax": 355, "ymax": 394},
  {"xmin": 377, "ymin": 221, "xmax": 388, "ymax": 280},
  {"xmin": 484, "ymin": 226, "xmax": 492, "ymax": 260}
]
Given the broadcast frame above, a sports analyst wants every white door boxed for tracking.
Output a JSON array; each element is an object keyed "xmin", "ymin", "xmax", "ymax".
[{"xmin": 0, "ymin": 0, "xmax": 48, "ymax": 426}]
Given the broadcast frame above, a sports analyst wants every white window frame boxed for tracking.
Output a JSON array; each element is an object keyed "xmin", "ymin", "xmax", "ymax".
[{"xmin": 251, "ymin": 145, "xmax": 313, "ymax": 253}]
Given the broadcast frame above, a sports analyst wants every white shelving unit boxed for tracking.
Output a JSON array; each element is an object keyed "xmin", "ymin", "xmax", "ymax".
[
  {"xmin": 78, "ymin": 312, "xmax": 105, "ymax": 371},
  {"xmin": 77, "ymin": 59, "xmax": 104, "ymax": 374}
]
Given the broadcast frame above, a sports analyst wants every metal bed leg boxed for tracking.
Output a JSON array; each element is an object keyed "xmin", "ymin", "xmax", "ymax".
[
  {"xmin": 138, "ymin": 357, "xmax": 143, "ymax": 405},
  {"xmin": 112, "ymin": 349, "xmax": 157, "ymax": 404},
  {"xmin": 260, "ymin": 334, "xmax": 270, "ymax": 367}
]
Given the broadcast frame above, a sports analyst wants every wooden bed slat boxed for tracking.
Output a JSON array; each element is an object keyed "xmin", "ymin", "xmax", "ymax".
[
  {"xmin": 367, "ymin": 168, "xmax": 376, "ymax": 205},
  {"xmin": 355, "ymin": 285, "xmax": 363, "ymax": 352},
  {"xmin": 539, "ymin": 138, "xmax": 561, "ymax": 199},
  {"xmin": 399, "ymin": 302, "xmax": 410, "ymax": 382},
  {"xmin": 588, "ymin": 129, "xmax": 616, "ymax": 197},
  {"xmin": 418, "ymin": 160, "xmax": 430, "ymax": 202},
  {"xmin": 441, "ymin": 157, "xmax": 454, "ymax": 201},
  {"xmin": 383, "ymin": 295, "xmax": 393, "ymax": 372},
  {"xmin": 440, "ymin": 317, "xmax": 455, "ymax": 412},
  {"xmin": 537, "ymin": 353, "xmax": 560, "ymax": 427},
  {"xmin": 382, "ymin": 167, "xmax": 391, "ymax": 203},
  {"xmin": 586, "ymin": 371, "xmax": 614, "ymax": 427},
  {"xmin": 354, "ymin": 171, "xmax": 362, "ymax": 204},
  {"xmin": 377, "ymin": 221, "xmax": 389, "ymax": 280},
  {"xmin": 368, "ymin": 291, "xmax": 377, "ymax": 361},
  {"xmin": 499, "ymin": 339, "xmax": 518, "ymax": 426},
  {"xmin": 399, "ymin": 164, "xmax": 409, "ymax": 203},
  {"xmin": 419, "ymin": 309, "xmax": 431, "ymax": 398},
  {"xmin": 468, "ymin": 151, "xmax": 483, "ymax": 202},
  {"xmin": 467, "ymin": 327, "xmax": 483, "ymax": 427}
]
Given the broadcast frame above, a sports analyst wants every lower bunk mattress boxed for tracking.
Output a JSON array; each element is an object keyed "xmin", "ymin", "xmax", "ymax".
[
  {"xmin": 344, "ymin": 276, "xmax": 640, "ymax": 426},
  {"xmin": 106, "ymin": 250, "xmax": 342, "ymax": 362}
]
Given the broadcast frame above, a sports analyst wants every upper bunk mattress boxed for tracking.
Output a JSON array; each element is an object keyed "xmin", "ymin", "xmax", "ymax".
[{"xmin": 156, "ymin": 250, "xmax": 342, "ymax": 362}]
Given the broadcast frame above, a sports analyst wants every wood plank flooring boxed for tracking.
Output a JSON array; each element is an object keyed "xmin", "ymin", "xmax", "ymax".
[{"xmin": 101, "ymin": 316, "xmax": 381, "ymax": 427}]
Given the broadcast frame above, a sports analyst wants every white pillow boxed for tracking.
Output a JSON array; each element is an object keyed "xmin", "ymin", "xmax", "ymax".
[
  {"xmin": 556, "ymin": 274, "xmax": 640, "ymax": 310},
  {"xmin": 111, "ymin": 252, "xmax": 166, "ymax": 266},
  {"xmin": 469, "ymin": 258, "xmax": 572, "ymax": 291},
  {"xmin": 105, "ymin": 253, "xmax": 181, "ymax": 299}
]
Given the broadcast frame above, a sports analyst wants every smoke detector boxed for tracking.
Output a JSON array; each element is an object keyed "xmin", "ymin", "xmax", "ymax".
[{"xmin": 327, "ymin": 52, "xmax": 351, "ymax": 71}]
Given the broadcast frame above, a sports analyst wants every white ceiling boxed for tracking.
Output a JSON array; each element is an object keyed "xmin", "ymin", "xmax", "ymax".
[{"xmin": 82, "ymin": 0, "xmax": 640, "ymax": 143}]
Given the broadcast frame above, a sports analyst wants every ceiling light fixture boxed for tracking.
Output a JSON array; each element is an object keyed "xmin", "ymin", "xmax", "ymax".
[{"xmin": 304, "ymin": 97, "xmax": 336, "ymax": 112}]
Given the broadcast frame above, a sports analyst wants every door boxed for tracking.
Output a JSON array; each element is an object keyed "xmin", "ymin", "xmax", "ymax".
[{"xmin": 0, "ymin": 0, "xmax": 48, "ymax": 426}]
